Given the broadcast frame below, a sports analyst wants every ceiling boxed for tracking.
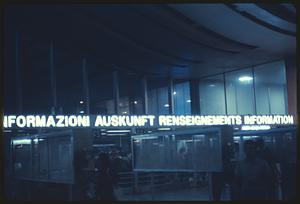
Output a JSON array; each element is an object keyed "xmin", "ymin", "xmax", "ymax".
[
  {"xmin": 4, "ymin": 3, "xmax": 296, "ymax": 113},
  {"xmin": 5, "ymin": 4, "xmax": 296, "ymax": 77}
]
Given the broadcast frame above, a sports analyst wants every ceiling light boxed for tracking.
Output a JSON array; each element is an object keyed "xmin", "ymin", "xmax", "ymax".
[
  {"xmin": 239, "ymin": 76, "xmax": 253, "ymax": 82},
  {"xmin": 133, "ymin": 101, "xmax": 138, "ymax": 104}
]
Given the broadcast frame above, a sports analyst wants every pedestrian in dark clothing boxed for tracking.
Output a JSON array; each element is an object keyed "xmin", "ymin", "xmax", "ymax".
[
  {"xmin": 255, "ymin": 138, "xmax": 279, "ymax": 199},
  {"xmin": 234, "ymin": 140, "xmax": 273, "ymax": 200},
  {"xmin": 95, "ymin": 153, "xmax": 116, "ymax": 201}
]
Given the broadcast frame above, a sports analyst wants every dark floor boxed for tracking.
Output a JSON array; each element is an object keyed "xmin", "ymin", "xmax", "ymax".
[{"xmin": 117, "ymin": 186, "xmax": 230, "ymax": 201}]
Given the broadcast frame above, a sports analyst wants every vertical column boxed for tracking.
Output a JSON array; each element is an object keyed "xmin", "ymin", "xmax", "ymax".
[
  {"xmin": 82, "ymin": 58, "xmax": 90, "ymax": 114},
  {"xmin": 113, "ymin": 71, "xmax": 120, "ymax": 114},
  {"xmin": 15, "ymin": 32, "xmax": 23, "ymax": 113},
  {"xmin": 251, "ymin": 67, "xmax": 257, "ymax": 114},
  {"xmin": 143, "ymin": 76, "xmax": 148, "ymax": 114},
  {"xmin": 223, "ymin": 73, "xmax": 228, "ymax": 115},
  {"xmin": 190, "ymin": 79, "xmax": 200, "ymax": 114},
  {"xmin": 168, "ymin": 78, "xmax": 174, "ymax": 114},
  {"xmin": 50, "ymin": 41, "xmax": 57, "ymax": 114}
]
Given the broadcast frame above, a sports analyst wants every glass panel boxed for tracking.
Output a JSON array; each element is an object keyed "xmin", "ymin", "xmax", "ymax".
[
  {"xmin": 38, "ymin": 139, "xmax": 49, "ymax": 179},
  {"xmin": 225, "ymin": 68, "xmax": 255, "ymax": 115},
  {"xmin": 90, "ymin": 71, "xmax": 114, "ymax": 114},
  {"xmin": 12, "ymin": 140, "xmax": 32, "ymax": 178},
  {"xmin": 119, "ymin": 72, "xmax": 144, "ymax": 114},
  {"xmin": 254, "ymin": 60, "xmax": 288, "ymax": 114},
  {"xmin": 132, "ymin": 129, "xmax": 222, "ymax": 171},
  {"xmin": 199, "ymin": 74, "xmax": 226, "ymax": 114},
  {"xmin": 48, "ymin": 136, "xmax": 73, "ymax": 182},
  {"xmin": 174, "ymin": 81, "xmax": 191, "ymax": 114},
  {"xmin": 147, "ymin": 77, "xmax": 169, "ymax": 114}
]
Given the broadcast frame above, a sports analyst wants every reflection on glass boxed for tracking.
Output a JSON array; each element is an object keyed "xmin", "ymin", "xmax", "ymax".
[
  {"xmin": 254, "ymin": 60, "xmax": 287, "ymax": 114},
  {"xmin": 132, "ymin": 130, "xmax": 222, "ymax": 171},
  {"xmin": 119, "ymin": 72, "xmax": 144, "ymax": 114},
  {"xmin": 174, "ymin": 81, "xmax": 191, "ymax": 114},
  {"xmin": 225, "ymin": 68, "xmax": 255, "ymax": 115},
  {"xmin": 13, "ymin": 142, "xmax": 32, "ymax": 178},
  {"xmin": 90, "ymin": 71, "xmax": 115, "ymax": 114},
  {"xmin": 147, "ymin": 77, "xmax": 169, "ymax": 114},
  {"xmin": 199, "ymin": 74, "xmax": 226, "ymax": 114}
]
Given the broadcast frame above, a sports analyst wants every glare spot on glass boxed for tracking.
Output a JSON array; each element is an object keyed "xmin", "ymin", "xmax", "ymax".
[
  {"xmin": 164, "ymin": 104, "xmax": 170, "ymax": 107},
  {"xmin": 186, "ymin": 99, "xmax": 191, "ymax": 103},
  {"xmin": 238, "ymin": 76, "xmax": 253, "ymax": 82},
  {"xmin": 173, "ymin": 91, "xmax": 177, "ymax": 95},
  {"xmin": 209, "ymin": 84, "xmax": 215, "ymax": 87}
]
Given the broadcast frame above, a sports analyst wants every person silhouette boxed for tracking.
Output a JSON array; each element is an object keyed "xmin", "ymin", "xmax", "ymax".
[
  {"xmin": 95, "ymin": 153, "xmax": 116, "ymax": 200},
  {"xmin": 234, "ymin": 140, "xmax": 273, "ymax": 200}
]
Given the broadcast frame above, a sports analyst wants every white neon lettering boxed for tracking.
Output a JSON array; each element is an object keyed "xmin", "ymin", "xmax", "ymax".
[
  {"xmin": 26, "ymin": 115, "xmax": 35, "ymax": 127},
  {"xmin": 8, "ymin": 116, "xmax": 16, "ymax": 127},
  {"xmin": 56, "ymin": 115, "xmax": 65, "ymax": 127},
  {"xmin": 69, "ymin": 115, "xmax": 77, "ymax": 127},
  {"xmin": 16, "ymin": 116, "xmax": 26, "ymax": 128},
  {"xmin": 36, "ymin": 115, "xmax": 46, "ymax": 127},
  {"xmin": 46, "ymin": 116, "xmax": 56, "ymax": 127},
  {"xmin": 3, "ymin": 116, "xmax": 8, "ymax": 128}
]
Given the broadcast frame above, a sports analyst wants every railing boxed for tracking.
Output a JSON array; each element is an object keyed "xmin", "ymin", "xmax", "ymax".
[{"xmin": 117, "ymin": 172, "xmax": 207, "ymax": 196}]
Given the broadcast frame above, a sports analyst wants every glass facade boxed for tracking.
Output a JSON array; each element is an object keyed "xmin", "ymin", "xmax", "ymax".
[
  {"xmin": 254, "ymin": 61, "xmax": 288, "ymax": 114},
  {"xmin": 90, "ymin": 71, "xmax": 115, "ymax": 114},
  {"xmin": 198, "ymin": 60, "xmax": 288, "ymax": 115},
  {"xmin": 225, "ymin": 68, "xmax": 255, "ymax": 115},
  {"xmin": 92, "ymin": 60, "xmax": 289, "ymax": 116},
  {"xmin": 7, "ymin": 60, "xmax": 288, "ymax": 116},
  {"xmin": 199, "ymin": 74, "xmax": 226, "ymax": 115},
  {"xmin": 147, "ymin": 77, "xmax": 170, "ymax": 114},
  {"xmin": 174, "ymin": 81, "xmax": 191, "ymax": 115},
  {"xmin": 118, "ymin": 72, "xmax": 144, "ymax": 115}
]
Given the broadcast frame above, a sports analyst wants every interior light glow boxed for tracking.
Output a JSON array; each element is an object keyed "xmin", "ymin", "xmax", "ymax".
[
  {"xmin": 135, "ymin": 136, "xmax": 158, "ymax": 140},
  {"xmin": 158, "ymin": 127, "xmax": 171, "ymax": 131},
  {"xmin": 164, "ymin": 104, "xmax": 170, "ymax": 107},
  {"xmin": 13, "ymin": 139, "xmax": 31, "ymax": 145},
  {"xmin": 80, "ymin": 101, "xmax": 84, "ymax": 104},
  {"xmin": 133, "ymin": 101, "xmax": 138, "ymax": 104},
  {"xmin": 241, "ymin": 125, "xmax": 271, "ymax": 131},
  {"xmin": 239, "ymin": 76, "xmax": 253, "ymax": 82},
  {"xmin": 173, "ymin": 91, "xmax": 177, "ymax": 95},
  {"xmin": 106, "ymin": 133, "xmax": 128, "ymax": 136},
  {"xmin": 186, "ymin": 99, "xmax": 191, "ymax": 103},
  {"xmin": 106, "ymin": 129, "xmax": 131, "ymax": 133},
  {"xmin": 209, "ymin": 84, "xmax": 215, "ymax": 87}
]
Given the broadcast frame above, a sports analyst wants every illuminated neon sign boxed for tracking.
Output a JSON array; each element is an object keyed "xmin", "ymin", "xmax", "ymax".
[{"xmin": 2, "ymin": 114, "xmax": 294, "ymax": 129}]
